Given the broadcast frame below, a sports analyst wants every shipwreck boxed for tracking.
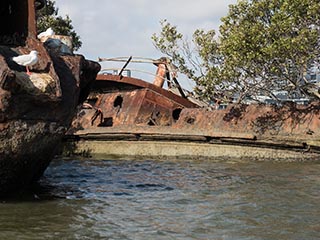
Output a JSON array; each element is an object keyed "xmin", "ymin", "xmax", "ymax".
[
  {"xmin": 65, "ymin": 57, "xmax": 320, "ymax": 161},
  {"xmin": 0, "ymin": 0, "xmax": 100, "ymax": 193}
]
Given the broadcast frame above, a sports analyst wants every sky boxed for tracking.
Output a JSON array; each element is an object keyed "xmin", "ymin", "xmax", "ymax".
[{"xmin": 54, "ymin": 0, "xmax": 237, "ymax": 89}]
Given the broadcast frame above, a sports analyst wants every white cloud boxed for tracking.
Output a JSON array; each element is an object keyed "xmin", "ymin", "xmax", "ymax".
[{"xmin": 54, "ymin": 0, "xmax": 237, "ymax": 88}]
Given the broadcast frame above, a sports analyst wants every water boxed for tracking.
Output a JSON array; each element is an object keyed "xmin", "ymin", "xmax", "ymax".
[{"xmin": 0, "ymin": 158, "xmax": 319, "ymax": 240}]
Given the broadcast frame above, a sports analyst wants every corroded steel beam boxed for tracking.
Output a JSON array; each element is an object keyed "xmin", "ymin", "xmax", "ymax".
[{"xmin": 28, "ymin": 0, "xmax": 37, "ymax": 38}]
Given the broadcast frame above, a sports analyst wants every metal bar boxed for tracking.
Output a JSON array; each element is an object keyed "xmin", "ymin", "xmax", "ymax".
[
  {"xmin": 98, "ymin": 56, "xmax": 155, "ymax": 63},
  {"xmin": 118, "ymin": 56, "xmax": 132, "ymax": 78}
]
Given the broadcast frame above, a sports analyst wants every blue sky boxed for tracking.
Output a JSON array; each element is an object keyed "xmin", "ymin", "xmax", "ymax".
[{"xmin": 54, "ymin": 0, "xmax": 237, "ymax": 89}]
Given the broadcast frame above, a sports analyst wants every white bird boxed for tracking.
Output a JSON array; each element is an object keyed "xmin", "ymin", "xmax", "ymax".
[
  {"xmin": 37, "ymin": 27, "xmax": 55, "ymax": 39},
  {"xmin": 12, "ymin": 50, "xmax": 39, "ymax": 75}
]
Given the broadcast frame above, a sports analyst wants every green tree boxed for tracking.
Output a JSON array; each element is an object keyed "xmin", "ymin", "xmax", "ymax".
[
  {"xmin": 152, "ymin": 0, "xmax": 320, "ymax": 103},
  {"xmin": 36, "ymin": 0, "xmax": 82, "ymax": 51},
  {"xmin": 152, "ymin": 20, "xmax": 222, "ymax": 102}
]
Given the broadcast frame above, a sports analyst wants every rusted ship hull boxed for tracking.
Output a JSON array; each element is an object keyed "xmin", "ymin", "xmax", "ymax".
[
  {"xmin": 0, "ymin": 52, "xmax": 99, "ymax": 193},
  {"xmin": 66, "ymin": 73, "xmax": 320, "ymax": 161},
  {"xmin": 0, "ymin": 0, "xmax": 100, "ymax": 193}
]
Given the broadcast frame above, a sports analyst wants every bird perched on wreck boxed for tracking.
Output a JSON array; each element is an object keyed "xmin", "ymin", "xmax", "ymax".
[
  {"xmin": 12, "ymin": 50, "xmax": 39, "ymax": 75},
  {"xmin": 37, "ymin": 27, "xmax": 55, "ymax": 40}
]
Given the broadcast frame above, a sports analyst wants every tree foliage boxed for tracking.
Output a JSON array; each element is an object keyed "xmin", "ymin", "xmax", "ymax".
[
  {"xmin": 36, "ymin": 0, "xmax": 82, "ymax": 51},
  {"xmin": 152, "ymin": 0, "xmax": 320, "ymax": 103}
]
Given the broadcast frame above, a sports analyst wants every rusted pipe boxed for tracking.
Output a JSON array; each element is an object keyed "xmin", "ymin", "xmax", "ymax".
[
  {"xmin": 153, "ymin": 63, "xmax": 166, "ymax": 88},
  {"xmin": 28, "ymin": 0, "xmax": 37, "ymax": 38}
]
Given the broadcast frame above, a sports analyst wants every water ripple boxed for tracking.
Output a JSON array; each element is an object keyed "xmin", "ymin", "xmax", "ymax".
[{"xmin": 0, "ymin": 159, "xmax": 319, "ymax": 239}]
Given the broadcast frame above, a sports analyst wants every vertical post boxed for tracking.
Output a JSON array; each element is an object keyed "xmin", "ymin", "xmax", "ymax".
[
  {"xmin": 28, "ymin": 0, "xmax": 37, "ymax": 38},
  {"xmin": 153, "ymin": 63, "xmax": 166, "ymax": 88}
]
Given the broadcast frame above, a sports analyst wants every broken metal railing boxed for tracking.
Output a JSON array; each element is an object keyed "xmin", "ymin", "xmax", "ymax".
[{"xmin": 98, "ymin": 56, "xmax": 190, "ymax": 99}]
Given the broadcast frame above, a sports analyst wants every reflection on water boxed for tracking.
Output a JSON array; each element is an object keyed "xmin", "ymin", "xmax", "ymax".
[{"xmin": 0, "ymin": 158, "xmax": 319, "ymax": 239}]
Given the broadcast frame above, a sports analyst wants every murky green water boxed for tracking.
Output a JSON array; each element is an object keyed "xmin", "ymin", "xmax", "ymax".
[{"xmin": 0, "ymin": 158, "xmax": 319, "ymax": 239}]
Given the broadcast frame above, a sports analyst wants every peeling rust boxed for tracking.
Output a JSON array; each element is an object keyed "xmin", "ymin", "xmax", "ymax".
[
  {"xmin": 70, "ymin": 74, "xmax": 197, "ymax": 131},
  {"xmin": 68, "ymin": 67, "xmax": 320, "ymax": 160},
  {"xmin": 0, "ymin": 0, "xmax": 101, "ymax": 193}
]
